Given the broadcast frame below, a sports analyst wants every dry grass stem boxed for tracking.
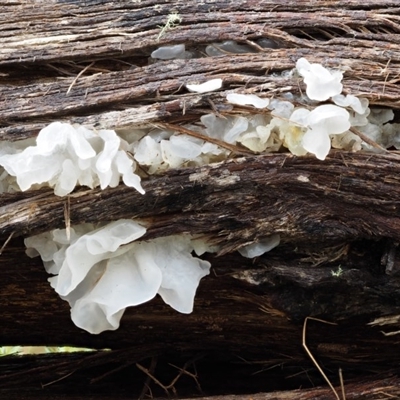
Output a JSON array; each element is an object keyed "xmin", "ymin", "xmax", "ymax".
[
  {"xmin": 66, "ymin": 61, "xmax": 95, "ymax": 95},
  {"xmin": 41, "ymin": 370, "xmax": 75, "ymax": 388},
  {"xmin": 339, "ymin": 368, "xmax": 346, "ymax": 400},
  {"xmin": 0, "ymin": 231, "xmax": 14, "ymax": 255},
  {"xmin": 302, "ymin": 316, "xmax": 341, "ymax": 400},
  {"xmin": 157, "ymin": 122, "xmax": 253, "ymax": 155}
]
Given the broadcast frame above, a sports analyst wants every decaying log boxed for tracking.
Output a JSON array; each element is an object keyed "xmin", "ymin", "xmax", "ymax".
[
  {"xmin": 2, "ymin": 0, "xmax": 400, "ymax": 140},
  {"xmin": 2, "ymin": 151, "xmax": 400, "ymax": 252},
  {"xmin": 2, "ymin": 0, "xmax": 400, "ymax": 398}
]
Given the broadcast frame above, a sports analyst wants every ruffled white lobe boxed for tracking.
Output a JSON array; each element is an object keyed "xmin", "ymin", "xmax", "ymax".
[
  {"xmin": 186, "ymin": 79, "xmax": 222, "ymax": 93},
  {"xmin": 25, "ymin": 221, "xmax": 212, "ymax": 334},
  {"xmin": 0, "ymin": 122, "xmax": 144, "ymax": 196},
  {"xmin": 291, "ymin": 105, "xmax": 350, "ymax": 160},
  {"xmin": 238, "ymin": 234, "xmax": 280, "ymax": 258},
  {"xmin": 226, "ymin": 93, "xmax": 270, "ymax": 109},
  {"xmin": 296, "ymin": 57, "xmax": 343, "ymax": 101}
]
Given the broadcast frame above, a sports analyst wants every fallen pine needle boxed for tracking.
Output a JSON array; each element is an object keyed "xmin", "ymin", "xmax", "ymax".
[
  {"xmin": 302, "ymin": 316, "xmax": 341, "ymax": 400},
  {"xmin": 66, "ymin": 61, "xmax": 95, "ymax": 95},
  {"xmin": 0, "ymin": 231, "xmax": 15, "ymax": 255}
]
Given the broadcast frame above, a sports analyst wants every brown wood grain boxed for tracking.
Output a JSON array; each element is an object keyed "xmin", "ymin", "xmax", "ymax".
[
  {"xmin": 2, "ymin": 152, "xmax": 400, "ymax": 249},
  {"xmin": 1, "ymin": 0, "xmax": 400, "ymax": 140}
]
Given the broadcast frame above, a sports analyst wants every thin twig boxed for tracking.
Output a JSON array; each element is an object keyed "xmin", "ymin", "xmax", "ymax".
[
  {"xmin": 66, "ymin": 61, "xmax": 95, "ymax": 95},
  {"xmin": 349, "ymin": 127, "xmax": 389, "ymax": 154},
  {"xmin": 302, "ymin": 316, "xmax": 341, "ymax": 400},
  {"xmin": 167, "ymin": 363, "xmax": 188, "ymax": 390},
  {"xmin": 339, "ymin": 368, "xmax": 346, "ymax": 400},
  {"xmin": 156, "ymin": 122, "xmax": 253, "ymax": 155},
  {"xmin": 91, "ymin": 361, "xmax": 136, "ymax": 384},
  {"xmin": 138, "ymin": 357, "xmax": 158, "ymax": 400},
  {"xmin": 136, "ymin": 362, "xmax": 169, "ymax": 396},
  {"xmin": 381, "ymin": 58, "xmax": 391, "ymax": 95},
  {"xmin": 46, "ymin": 63, "xmax": 76, "ymax": 76},
  {"xmin": 0, "ymin": 231, "xmax": 14, "ymax": 255},
  {"xmin": 41, "ymin": 370, "xmax": 76, "ymax": 388},
  {"xmin": 208, "ymin": 98, "xmax": 227, "ymax": 119},
  {"xmin": 169, "ymin": 362, "xmax": 202, "ymax": 393}
]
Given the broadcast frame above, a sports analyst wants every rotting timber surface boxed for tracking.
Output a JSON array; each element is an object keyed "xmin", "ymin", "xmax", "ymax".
[{"xmin": 2, "ymin": 0, "xmax": 400, "ymax": 398}]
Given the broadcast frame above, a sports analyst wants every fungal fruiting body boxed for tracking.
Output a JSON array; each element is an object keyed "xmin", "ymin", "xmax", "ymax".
[
  {"xmin": 151, "ymin": 44, "xmax": 186, "ymax": 60},
  {"xmin": 0, "ymin": 122, "xmax": 144, "ymax": 196},
  {"xmin": 238, "ymin": 234, "xmax": 281, "ymax": 258},
  {"xmin": 185, "ymin": 78, "xmax": 223, "ymax": 93},
  {"xmin": 1, "ymin": 57, "xmax": 399, "ymax": 194},
  {"xmin": 226, "ymin": 93, "xmax": 270, "ymax": 109},
  {"xmin": 295, "ymin": 57, "xmax": 343, "ymax": 101},
  {"xmin": 25, "ymin": 220, "xmax": 212, "ymax": 334},
  {"xmin": 224, "ymin": 57, "xmax": 398, "ymax": 159}
]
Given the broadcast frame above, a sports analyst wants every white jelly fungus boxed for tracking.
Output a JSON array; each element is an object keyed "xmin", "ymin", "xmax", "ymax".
[
  {"xmin": 186, "ymin": 78, "xmax": 222, "ymax": 93},
  {"xmin": 331, "ymin": 94, "xmax": 369, "ymax": 114},
  {"xmin": 151, "ymin": 44, "xmax": 186, "ymax": 60},
  {"xmin": 133, "ymin": 131, "xmax": 225, "ymax": 173},
  {"xmin": 25, "ymin": 220, "xmax": 212, "ymax": 334},
  {"xmin": 290, "ymin": 105, "xmax": 351, "ymax": 160},
  {"xmin": 238, "ymin": 234, "xmax": 280, "ymax": 258},
  {"xmin": 226, "ymin": 93, "xmax": 270, "ymax": 109},
  {"xmin": 296, "ymin": 57, "xmax": 343, "ymax": 101},
  {"xmin": 0, "ymin": 122, "xmax": 144, "ymax": 196}
]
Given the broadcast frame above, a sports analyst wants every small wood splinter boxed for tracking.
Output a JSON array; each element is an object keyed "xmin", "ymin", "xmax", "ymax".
[{"xmin": 64, "ymin": 196, "xmax": 71, "ymax": 241}]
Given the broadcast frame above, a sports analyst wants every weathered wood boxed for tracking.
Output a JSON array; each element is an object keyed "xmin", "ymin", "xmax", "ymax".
[
  {"xmin": 1, "ymin": 0, "xmax": 399, "ymax": 67},
  {"xmin": 1, "ymin": 0, "xmax": 400, "ymax": 140},
  {"xmin": 3, "ymin": 50, "xmax": 400, "ymax": 141},
  {"xmin": 2, "ymin": 152, "xmax": 400, "ymax": 251}
]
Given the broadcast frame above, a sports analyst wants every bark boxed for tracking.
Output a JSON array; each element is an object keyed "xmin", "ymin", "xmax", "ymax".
[
  {"xmin": 1, "ymin": 0, "xmax": 400, "ymax": 398},
  {"xmin": 2, "ymin": 151, "xmax": 400, "ymax": 251},
  {"xmin": 1, "ymin": 0, "xmax": 400, "ymax": 140}
]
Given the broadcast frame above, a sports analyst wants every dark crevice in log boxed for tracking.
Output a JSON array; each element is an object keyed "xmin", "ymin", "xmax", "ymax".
[{"xmin": 1, "ymin": 350, "xmax": 400, "ymax": 399}]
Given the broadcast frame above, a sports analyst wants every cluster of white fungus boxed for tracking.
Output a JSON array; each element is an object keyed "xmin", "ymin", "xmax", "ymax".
[
  {"xmin": 1, "ymin": 57, "xmax": 399, "ymax": 191},
  {"xmin": 3, "ymin": 56, "xmax": 400, "ymax": 333},
  {"xmin": 0, "ymin": 122, "xmax": 143, "ymax": 196},
  {"xmin": 222, "ymin": 57, "xmax": 400, "ymax": 159},
  {"xmin": 25, "ymin": 220, "xmax": 212, "ymax": 334},
  {"xmin": 150, "ymin": 40, "xmax": 279, "ymax": 61},
  {"xmin": 133, "ymin": 128, "xmax": 227, "ymax": 173}
]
